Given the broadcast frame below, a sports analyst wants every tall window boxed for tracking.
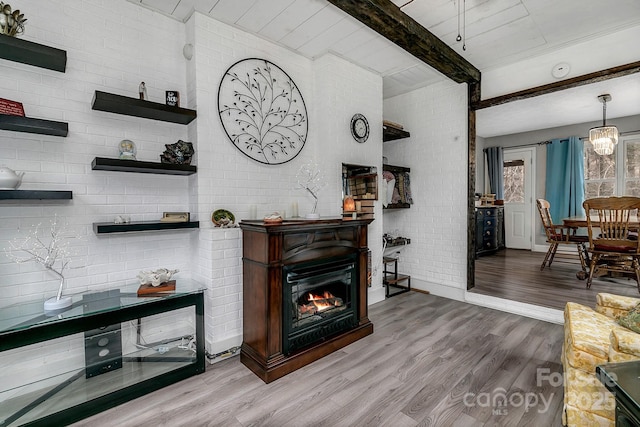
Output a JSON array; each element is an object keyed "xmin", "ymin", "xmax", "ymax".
[
  {"xmin": 624, "ymin": 138, "xmax": 640, "ymax": 196},
  {"xmin": 584, "ymin": 135, "xmax": 640, "ymax": 198}
]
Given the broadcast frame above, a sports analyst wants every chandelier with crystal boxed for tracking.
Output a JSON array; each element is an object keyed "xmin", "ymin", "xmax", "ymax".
[{"xmin": 589, "ymin": 94, "xmax": 618, "ymax": 156}]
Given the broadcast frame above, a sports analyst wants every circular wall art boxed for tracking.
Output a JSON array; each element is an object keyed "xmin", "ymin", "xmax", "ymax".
[{"xmin": 218, "ymin": 58, "xmax": 308, "ymax": 165}]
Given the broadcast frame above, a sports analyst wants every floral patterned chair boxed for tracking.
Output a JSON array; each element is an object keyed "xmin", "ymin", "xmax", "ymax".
[{"xmin": 562, "ymin": 293, "xmax": 640, "ymax": 426}]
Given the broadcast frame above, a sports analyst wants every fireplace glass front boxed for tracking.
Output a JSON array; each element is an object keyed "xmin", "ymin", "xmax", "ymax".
[{"xmin": 283, "ymin": 255, "xmax": 358, "ymax": 354}]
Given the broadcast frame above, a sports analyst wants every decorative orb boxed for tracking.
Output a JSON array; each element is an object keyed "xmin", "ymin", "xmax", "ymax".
[{"xmin": 118, "ymin": 139, "xmax": 136, "ymax": 160}]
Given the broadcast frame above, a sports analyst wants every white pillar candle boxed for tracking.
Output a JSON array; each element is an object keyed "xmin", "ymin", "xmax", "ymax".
[
  {"xmin": 291, "ymin": 201, "xmax": 299, "ymax": 218},
  {"xmin": 249, "ymin": 205, "xmax": 257, "ymax": 220}
]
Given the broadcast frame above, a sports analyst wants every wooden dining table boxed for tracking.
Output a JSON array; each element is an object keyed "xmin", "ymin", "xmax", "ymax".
[{"xmin": 562, "ymin": 215, "xmax": 640, "ymax": 229}]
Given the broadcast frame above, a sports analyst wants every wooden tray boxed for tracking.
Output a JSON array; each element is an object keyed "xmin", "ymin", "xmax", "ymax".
[{"xmin": 137, "ymin": 280, "xmax": 176, "ymax": 296}]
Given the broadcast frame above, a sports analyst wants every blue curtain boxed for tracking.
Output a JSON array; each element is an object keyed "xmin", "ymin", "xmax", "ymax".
[
  {"xmin": 485, "ymin": 146, "xmax": 504, "ymax": 199},
  {"xmin": 545, "ymin": 136, "xmax": 585, "ymax": 223}
]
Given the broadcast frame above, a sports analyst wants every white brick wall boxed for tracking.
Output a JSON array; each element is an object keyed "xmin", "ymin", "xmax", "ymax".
[
  {"xmin": 0, "ymin": 2, "xmax": 387, "ymax": 381},
  {"xmin": 1, "ymin": 1, "xmax": 191, "ymax": 305},
  {"xmin": 383, "ymin": 80, "xmax": 469, "ymax": 296}
]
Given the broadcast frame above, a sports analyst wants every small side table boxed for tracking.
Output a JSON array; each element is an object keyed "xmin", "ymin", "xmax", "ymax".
[
  {"xmin": 383, "ymin": 256, "xmax": 411, "ymax": 298},
  {"xmin": 597, "ymin": 361, "xmax": 640, "ymax": 426}
]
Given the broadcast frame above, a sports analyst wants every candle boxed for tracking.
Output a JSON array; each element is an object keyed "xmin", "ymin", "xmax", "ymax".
[
  {"xmin": 355, "ymin": 201, "xmax": 362, "ymax": 212},
  {"xmin": 291, "ymin": 201, "xmax": 299, "ymax": 218},
  {"xmin": 249, "ymin": 205, "xmax": 257, "ymax": 220}
]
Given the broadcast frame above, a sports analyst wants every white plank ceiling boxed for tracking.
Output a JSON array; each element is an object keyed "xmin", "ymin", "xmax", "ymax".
[{"xmin": 128, "ymin": 0, "xmax": 640, "ymax": 137}]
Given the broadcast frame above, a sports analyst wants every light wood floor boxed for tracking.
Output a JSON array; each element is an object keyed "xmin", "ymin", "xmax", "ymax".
[
  {"xmin": 473, "ymin": 248, "xmax": 640, "ymax": 310},
  {"xmin": 74, "ymin": 292, "xmax": 564, "ymax": 426}
]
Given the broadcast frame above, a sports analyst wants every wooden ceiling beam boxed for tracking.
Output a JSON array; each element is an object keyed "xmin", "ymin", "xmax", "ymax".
[
  {"xmin": 327, "ymin": 0, "xmax": 480, "ymax": 84},
  {"xmin": 473, "ymin": 60, "xmax": 640, "ymax": 110}
]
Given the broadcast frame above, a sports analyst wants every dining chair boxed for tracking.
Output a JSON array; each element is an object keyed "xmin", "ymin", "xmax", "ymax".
[
  {"xmin": 536, "ymin": 199, "xmax": 589, "ymax": 276},
  {"xmin": 583, "ymin": 196, "xmax": 640, "ymax": 292}
]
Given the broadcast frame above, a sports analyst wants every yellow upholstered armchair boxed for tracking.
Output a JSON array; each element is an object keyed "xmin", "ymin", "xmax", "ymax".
[{"xmin": 562, "ymin": 293, "xmax": 640, "ymax": 426}]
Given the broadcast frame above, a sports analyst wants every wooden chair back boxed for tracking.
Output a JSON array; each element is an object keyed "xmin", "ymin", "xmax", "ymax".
[
  {"xmin": 583, "ymin": 196, "xmax": 640, "ymax": 254},
  {"xmin": 536, "ymin": 198, "xmax": 561, "ymax": 242}
]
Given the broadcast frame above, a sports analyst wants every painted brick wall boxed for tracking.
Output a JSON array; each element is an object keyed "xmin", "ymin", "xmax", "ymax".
[
  {"xmin": 0, "ymin": 0, "xmax": 194, "ymax": 396},
  {"xmin": 187, "ymin": 15, "xmax": 385, "ymax": 351},
  {"xmin": 0, "ymin": 1, "xmax": 393, "ymax": 386},
  {"xmin": 0, "ymin": 1, "xmax": 192, "ymax": 307},
  {"xmin": 383, "ymin": 80, "xmax": 469, "ymax": 297}
]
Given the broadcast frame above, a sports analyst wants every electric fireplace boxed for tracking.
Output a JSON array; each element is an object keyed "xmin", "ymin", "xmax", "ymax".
[
  {"xmin": 283, "ymin": 255, "xmax": 358, "ymax": 355},
  {"xmin": 239, "ymin": 218, "xmax": 373, "ymax": 383}
]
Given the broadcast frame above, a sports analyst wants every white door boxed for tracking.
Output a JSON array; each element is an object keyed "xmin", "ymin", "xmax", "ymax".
[{"xmin": 503, "ymin": 148, "xmax": 534, "ymax": 249}]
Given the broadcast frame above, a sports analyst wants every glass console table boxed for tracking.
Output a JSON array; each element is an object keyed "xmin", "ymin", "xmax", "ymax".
[{"xmin": 0, "ymin": 281, "xmax": 205, "ymax": 426}]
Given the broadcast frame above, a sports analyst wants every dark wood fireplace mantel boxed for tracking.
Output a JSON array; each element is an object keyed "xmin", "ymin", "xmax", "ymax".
[{"xmin": 239, "ymin": 218, "xmax": 374, "ymax": 383}]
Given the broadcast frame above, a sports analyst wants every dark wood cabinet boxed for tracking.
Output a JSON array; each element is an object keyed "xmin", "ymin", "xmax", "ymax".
[
  {"xmin": 475, "ymin": 206, "xmax": 504, "ymax": 256},
  {"xmin": 239, "ymin": 218, "xmax": 373, "ymax": 383}
]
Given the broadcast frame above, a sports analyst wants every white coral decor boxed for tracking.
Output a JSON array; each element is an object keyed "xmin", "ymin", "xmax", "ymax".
[{"xmin": 137, "ymin": 268, "xmax": 178, "ymax": 286}]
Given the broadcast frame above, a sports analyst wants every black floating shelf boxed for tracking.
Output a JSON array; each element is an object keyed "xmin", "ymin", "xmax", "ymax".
[
  {"xmin": 93, "ymin": 221, "xmax": 200, "ymax": 234},
  {"xmin": 383, "ymin": 203, "xmax": 411, "ymax": 210},
  {"xmin": 0, "ymin": 190, "xmax": 72, "ymax": 200},
  {"xmin": 0, "ymin": 114, "xmax": 68, "ymax": 137},
  {"xmin": 92, "ymin": 91, "xmax": 197, "ymax": 124},
  {"xmin": 0, "ymin": 34, "xmax": 66, "ymax": 72},
  {"xmin": 92, "ymin": 157, "xmax": 197, "ymax": 175},
  {"xmin": 383, "ymin": 164, "xmax": 410, "ymax": 173},
  {"xmin": 383, "ymin": 126, "xmax": 410, "ymax": 142}
]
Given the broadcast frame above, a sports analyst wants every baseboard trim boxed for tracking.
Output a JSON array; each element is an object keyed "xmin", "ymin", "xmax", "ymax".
[{"xmin": 464, "ymin": 291, "xmax": 563, "ymax": 324}]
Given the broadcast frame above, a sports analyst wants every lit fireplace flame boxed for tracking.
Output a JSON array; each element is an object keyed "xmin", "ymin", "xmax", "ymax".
[{"xmin": 308, "ymin": 291, "xmax": 340, "ymax": 312}]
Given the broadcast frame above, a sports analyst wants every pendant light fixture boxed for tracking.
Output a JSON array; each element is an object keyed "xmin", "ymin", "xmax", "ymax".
[
  {"xmin": 455, "ymin": 0, "xmax": 467, "ymax": 50},
  {"xmin": 589, "ymin": 94, "xmax": 618, "ymax": 156}
]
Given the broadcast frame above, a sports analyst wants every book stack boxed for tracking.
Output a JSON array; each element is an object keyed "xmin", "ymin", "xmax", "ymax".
[
  {"xmin": 342, "ymin": 199, "xmax": 375, "ymax": 220},
  {"xmin": 357, "ymin": 200, "xmax": 375, "ymax": 220}
]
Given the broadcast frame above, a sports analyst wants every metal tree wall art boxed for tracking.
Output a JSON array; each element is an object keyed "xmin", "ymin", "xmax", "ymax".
[
  {"xmin": 5, "ymin": 217, "xmax": 81, "ymax": 310},
  {"xmin": 218, "ymin": 58, "xmax": 308, "ymax": 165}
]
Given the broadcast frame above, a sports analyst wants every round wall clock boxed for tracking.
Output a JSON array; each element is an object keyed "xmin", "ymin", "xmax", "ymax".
[
  {"xmin": 218, "ymin": 58, "xmax": 308, "ymax": 165},
  {"xmin": 350, "ymin": 113, "xmax": 369, "ymax": 143}
]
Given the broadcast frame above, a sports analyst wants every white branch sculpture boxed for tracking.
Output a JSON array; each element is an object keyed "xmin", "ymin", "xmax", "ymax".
[
  {"xmin": 5, "ymin": 217, "xmax": 80, "ymax": 310},
  {"xmin": 296, "ymin": 162, "xmax": 326, "ymax": 219}
]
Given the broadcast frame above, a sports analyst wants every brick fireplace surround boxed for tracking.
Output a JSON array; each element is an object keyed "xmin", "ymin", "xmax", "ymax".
[{"xmin": 239, "ymin": 218, "xmax": 373, "ymax": 383}]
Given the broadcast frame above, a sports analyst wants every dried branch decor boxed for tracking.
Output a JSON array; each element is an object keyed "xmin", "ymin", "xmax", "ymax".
[
  {"xmin": 5, "ymin": 216, "xmax": 81, "ymax": 310},
  {"xmin": 296, "ymin": 162, "xmax": 326, "ymax": 219},
  {"xmin": 218, "ymin": 58, "xmax": 308, "ymax": 165}
]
